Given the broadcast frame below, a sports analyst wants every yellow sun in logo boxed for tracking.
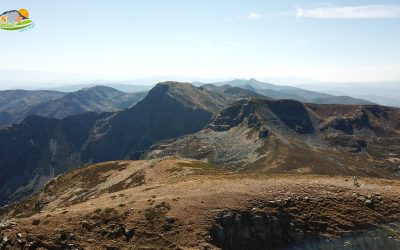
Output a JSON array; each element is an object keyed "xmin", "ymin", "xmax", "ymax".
[{"xmin": 19, "ymin": 8, "xmax": 29, "ymax": 18}]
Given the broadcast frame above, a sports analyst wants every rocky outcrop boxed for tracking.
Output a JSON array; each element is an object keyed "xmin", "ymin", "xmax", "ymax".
[
  {"xmin": 321, "ymin": 109, "xmax": 371, "ymax": 135},
  {"xmin": 208, "ymin": 101, "xmax": 258, "ymax": 132},
  {"xmin": 210, "ymin": 210, "xmax": 301, "ymax": 249},
  {"xmin": 210, "ymin": 210, "xmax": 400, "ymax": 250},
  {"xmin": 208, "ymin": 99, "xmax": 315, "ymax": 135}
]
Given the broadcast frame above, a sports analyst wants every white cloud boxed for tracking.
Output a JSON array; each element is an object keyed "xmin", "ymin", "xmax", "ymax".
[
  {"xmin": 296, "ymin": 5, "xmax": 400, "ymax": 19},
  {"xmin": 228, "ymin": 12, "xmax": 265, "ymax": 22},
  {"xmin": 246, "ymin": 11, "xmax": 263, "ymax": 20}
]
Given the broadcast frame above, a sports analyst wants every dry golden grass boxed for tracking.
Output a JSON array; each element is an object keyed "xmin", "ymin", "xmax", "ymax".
[{"xmin": 1, "ymin": 158, "xmax": 400, "ymax": 249}]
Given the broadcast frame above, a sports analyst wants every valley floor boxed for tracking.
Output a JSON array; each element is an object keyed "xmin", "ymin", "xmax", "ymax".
[{"xmin": 1, "ymin": 158, "xmax": 400, "ymax": 249}]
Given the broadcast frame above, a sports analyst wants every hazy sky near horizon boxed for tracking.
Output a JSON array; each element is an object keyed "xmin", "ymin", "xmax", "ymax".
[{"xmin": 1, "ymin": 0, "xmax": 400, "ymax": 85}]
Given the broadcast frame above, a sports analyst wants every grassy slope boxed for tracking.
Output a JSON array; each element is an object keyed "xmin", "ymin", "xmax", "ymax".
[{"xmin": 1, "ymin": 158, "xmax": 400, "ymax": 249}]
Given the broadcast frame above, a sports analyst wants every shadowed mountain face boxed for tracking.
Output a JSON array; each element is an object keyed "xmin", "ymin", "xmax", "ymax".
[
  {"xmin": 0, "ymin": 113, "xmax": 99, "ymax": 204},
  {"xmin": 79, "ymin": 82, "xmax": 220, "ymax": 162},
  {"xmin": 0, "ymin": 82, "xmax": 242, "ymax": 205},
  {"xmin": 265, "ymin": 100, "xmax": 315, "ymax": 134},
  {"xmin": 0, "ymin": 86, "xmax": 146, "ymax": 128},
  {"xmin": 147, "ymin": 98, "xmax": 400, "ymax": 177}
]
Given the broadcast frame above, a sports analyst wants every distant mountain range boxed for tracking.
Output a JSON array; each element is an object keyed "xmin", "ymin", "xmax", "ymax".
[
  {"xmin": 48, "ymin": 83, "xmax": 153, "ymax": 93},
  {"xmin": 195, "ymin": 79, "xmax": 374, "ymax": 105},
  {"xmin": 0, "ymin": 86, "xmax": 146, "ymax": 128},
  {"xmin": 0, "ymin": 81, "xmax": 399, "ymax": 206},
  {"xmin": 0, "ymin": 90, "xmax": 65, "ymax": 127},
  {"xmin": 26, "ymin": 86, "xmax": 146, "ymax": 119},
  {"xmin": 5, "ymin": 77, "xmax": 373, "ymax": 130},
  {"xmin": 296, "ymin": 81, "xmax": 400, "ymax": 107}
]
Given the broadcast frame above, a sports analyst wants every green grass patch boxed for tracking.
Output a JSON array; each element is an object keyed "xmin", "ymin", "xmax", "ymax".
[
  {"xmin": 0, "ymin": 22, "xmax": 32, "ymax": 30},
  {"xmin": 19, "ymin": 20, "xmax": 32, "ymax": 25}
]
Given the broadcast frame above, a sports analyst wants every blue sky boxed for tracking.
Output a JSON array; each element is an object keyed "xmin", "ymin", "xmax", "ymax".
[{"xmin": 1, "ymin": 0, "xmax": 400, "ymax": 85}]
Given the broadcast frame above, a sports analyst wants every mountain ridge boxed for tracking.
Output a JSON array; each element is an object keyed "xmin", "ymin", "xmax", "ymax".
[
  {"xmin": 0, "ymin": 90, "xmax": 66, "ymax": 127},
  {"xmin": 0, "ymin": 81, "xmax": 251, "ymax": 205},
  {"xmin": 0, "ymin": 86, "xmax": 146, "ymax": 128},
  {"xmin": 147, "ymin": 98, "xmax": 400, "ymax": 176},
  {"xmin": 25, "ymin": 86, "xmax": 146, "ymax": 119}
]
